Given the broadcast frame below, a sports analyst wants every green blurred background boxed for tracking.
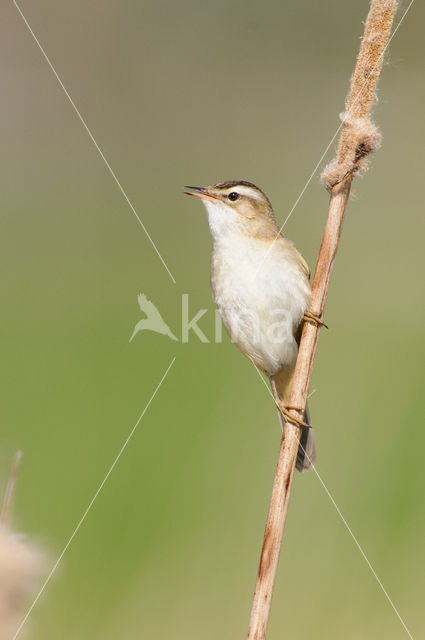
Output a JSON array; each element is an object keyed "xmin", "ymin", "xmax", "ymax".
[{"xmin": 1, "ymin": 0, "xmax": 424, "ymax": 638}]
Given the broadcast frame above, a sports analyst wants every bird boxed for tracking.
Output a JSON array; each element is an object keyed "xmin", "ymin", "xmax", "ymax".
[
  {"xmin": 185, "ymin": 180, "xmax": 316, "ymax": 471},
  {"xmin": 130, "ymin": 294, "xmax": 178, "ymax": 343}
]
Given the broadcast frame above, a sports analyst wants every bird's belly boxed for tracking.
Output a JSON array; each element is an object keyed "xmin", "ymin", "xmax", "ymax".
[{"xmin": 212, "ymin": 243, "xmax": 310, "ymax": 375}]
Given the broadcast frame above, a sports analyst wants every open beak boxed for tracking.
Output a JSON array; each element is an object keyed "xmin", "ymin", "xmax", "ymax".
[{"xmin": 184, "ymin": 186, "xmax": 218, "ymax": 200}]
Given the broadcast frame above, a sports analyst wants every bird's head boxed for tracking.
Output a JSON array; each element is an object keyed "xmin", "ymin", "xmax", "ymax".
[{"xmin": 184, "ymin": 181, "xmax": 280, "ymax": 242}]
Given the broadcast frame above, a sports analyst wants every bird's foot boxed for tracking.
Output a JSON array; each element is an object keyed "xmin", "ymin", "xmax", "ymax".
[
  {"xmin": 275, "ymin": 400, "xmax": 310, "ymax": 429},
  {"xmin": 303, "ymin": 310, "xmax": 328, "ymax": 329}
]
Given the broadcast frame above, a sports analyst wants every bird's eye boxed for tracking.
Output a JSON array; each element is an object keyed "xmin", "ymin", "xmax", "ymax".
[{"xmin": 228, "ymin": 192, "xmax": 239, "ymax": 202}]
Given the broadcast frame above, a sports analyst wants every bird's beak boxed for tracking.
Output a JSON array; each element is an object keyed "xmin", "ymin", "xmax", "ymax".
[{"xmin": 184, "ymin": 186, "xmax": 219, "ymax": 200}]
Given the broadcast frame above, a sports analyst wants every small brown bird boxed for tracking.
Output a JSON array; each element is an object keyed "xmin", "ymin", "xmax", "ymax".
[{"xmin": 185, "ymin": 181, "xmax": 316, "ymax": 471}]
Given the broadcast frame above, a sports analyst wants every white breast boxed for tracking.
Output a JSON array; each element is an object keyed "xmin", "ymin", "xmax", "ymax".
[{"xmin": 211, "ymin": 235, "xmax": 311, "ymax": 375}]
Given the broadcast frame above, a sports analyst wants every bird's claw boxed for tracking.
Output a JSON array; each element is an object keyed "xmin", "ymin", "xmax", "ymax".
[
  {"xmin": 275, "ymin": 400, "xmax": 311, "ymax": 429},
  {"xmin": 303, "ymin": 310, "xmax": 328, "ymax": 329}
]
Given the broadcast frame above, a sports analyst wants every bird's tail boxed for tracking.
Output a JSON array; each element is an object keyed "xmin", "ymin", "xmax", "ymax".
[{"xmin": 272, "ymin": 368, "xmax": 316, "ymax": 473}]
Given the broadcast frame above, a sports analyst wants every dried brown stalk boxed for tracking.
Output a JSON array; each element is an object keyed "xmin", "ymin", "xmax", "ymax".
[
  {"xmin": 0, "ymin": 453, "xmax": 45, "ymax": 640},
  {"xmin": 247, "ymin": 2, "xmax": 398, "ymax": 638},
  {"xmin": 0, "ymin": 451, "xmax": 23, "ymax": 525}
]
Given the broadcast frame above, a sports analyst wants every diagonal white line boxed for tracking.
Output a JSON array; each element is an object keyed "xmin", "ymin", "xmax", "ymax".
[
  {"xmin": 279, "ymin": 0, "xmax": 415, "ymax": 234},
  {"xmin": 12, "ymin": 356, "xmax": 176, "ymax": 640},
  {"xmin": 252, "ymin": 364, "xmax": 414, "ymax": 640},
  {"xmin": 12, "ymin": 0, "xmax": 176, "ymax": 285},
  {"xmin": 255, "ymin": 0, "xmax": 415, "ymax": 278},
  {"xmin": 306, "ymin": 458, "xmax": 414, "ymax": 639},
  {"xmin": 249, "ymin": 5, "xmax": 416, "ymax": 635}
]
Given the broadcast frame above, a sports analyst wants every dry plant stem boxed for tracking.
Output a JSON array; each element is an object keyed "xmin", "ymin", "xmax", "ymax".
[
  {"xmin": 0, "ymin": 452, "xmax": 23, "ymax": 524},
  {"xmin": 247, "ymin": 1, "xmax": 398, "ymax": 638},
  {"xmin": 247, "ymin": 178, "xmax": 352, "ymax": 640},
  {"xmin": 322, "ymin": 0, "xmax": 398, "ymax": 190}
]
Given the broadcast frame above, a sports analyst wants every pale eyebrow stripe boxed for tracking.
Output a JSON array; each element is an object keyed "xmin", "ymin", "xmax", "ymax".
[{"xmin": 228, "ymin": 186, "xmax": 265, "ymax": 202}]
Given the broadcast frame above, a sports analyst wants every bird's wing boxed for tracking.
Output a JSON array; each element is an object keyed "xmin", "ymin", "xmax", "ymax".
[
  {"xmin": 276, "ymin": 235, "xmax": 310, "ymax": 280},
  {"xmin": 137, "ymin": 293, "xmax": 147, "ymax": 309},
  {"xmin": 298, "ymin": 252, "xmax": 310, "ymax": 280},
  {"xmin": 137, "ymin": 294, "xmax": 162, "ymax": 319}
]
